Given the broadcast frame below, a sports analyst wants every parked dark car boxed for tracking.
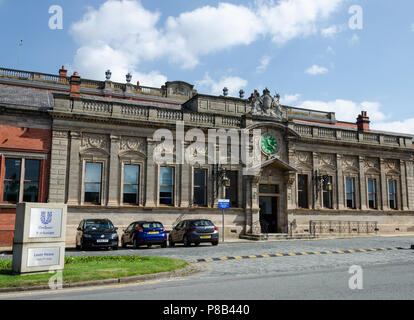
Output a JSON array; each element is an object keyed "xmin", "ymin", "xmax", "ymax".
[
  {"xmin": 76, "ymin": 219, "xmax": 119, "ymax": 250},
  {"xmin": 121, "ymin": 221, "xmax": 167, "ymax": 249},
  {"xmin": 169, "ymin": 219, "xmax": 219, "ymax": 247}
]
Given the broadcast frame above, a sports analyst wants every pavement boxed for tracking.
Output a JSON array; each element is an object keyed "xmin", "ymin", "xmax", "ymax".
[{"xmin": 0, "ymin": 235, "xmax": 414, "ymax": 300}]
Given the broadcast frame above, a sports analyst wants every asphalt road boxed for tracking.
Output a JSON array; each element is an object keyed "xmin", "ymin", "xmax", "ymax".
[{"xmin": 1, "ymin": 236, "xmax": 414, "ymax": 300}]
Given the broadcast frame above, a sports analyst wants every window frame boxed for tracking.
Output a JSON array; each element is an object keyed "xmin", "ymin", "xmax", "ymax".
[
  {"xmin": 159, "ymin": 166, "xmax": 175, "ymax": 206},
  {"xmin": 345, "ymin": 177, "xmax": 356, "ymax": 209},
  {"xmin": 297, "ymin": 173, "xmax": 309, "ymax": 209},
  {"xmin": 83, "ymin": 162, "xmax": 103, "ymax": 205},
  {"xmin": 193, "ymin": 168, "xmax": 208, "ymax": 207},
  {"xmin": 388, "ymin": 179, "xmax": 398, "ymax": 210},
  {"xmin": 122, "ymin": 163, "xmax": 141, "ymax": 206}
]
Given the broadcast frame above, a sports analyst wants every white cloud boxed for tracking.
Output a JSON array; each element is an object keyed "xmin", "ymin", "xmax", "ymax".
[
  {"xmin": 295, "ymin": 99, "xmax": 388, "ymax": 123},
  {"xmin": 305, "ymin": 64, "xmax": 329, "ymax": 75},
  {"xmin": 195, "ymin": 73, "xmax": 247, "ymax": 97},
  {"xmin": 372, "ymin": 119, "xmax": 414, "ymax": 135},
  {"xmin": 281, "ymin": 93, "xmax": 301, "ymax": 105},
  {"xmin": 321, "ymin": 24, "xmax": 346, "ymax": 38},
  {"xmin": 256, "ymin": 56, "xmax": 271, "ymax": 73},
  {"xmin": 349, "ymin": 33, "xmax": 360, "ymax": 46},
  {"xmin": 326, "ymin": 46, "xmax": 335, "ymax": 55},
  {"xmin": 69, "ymin": 0, "xmax": 346, "ymax": 80}
]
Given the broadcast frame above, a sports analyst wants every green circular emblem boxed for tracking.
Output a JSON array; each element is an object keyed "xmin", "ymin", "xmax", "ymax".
[{"xmin": 261, "ymin": 134, "xmax": 279, "ymax": 155}]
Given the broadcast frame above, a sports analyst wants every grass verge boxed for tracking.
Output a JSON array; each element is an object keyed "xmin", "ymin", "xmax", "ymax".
[{"xmin": 0, "ymin": 256, "xmax": 188, "ymax": 288}]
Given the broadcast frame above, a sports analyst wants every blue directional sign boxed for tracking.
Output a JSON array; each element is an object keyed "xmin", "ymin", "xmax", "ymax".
[{"xmin": 218, "ymin": 199, "xmax": 230, "ymax": 209}]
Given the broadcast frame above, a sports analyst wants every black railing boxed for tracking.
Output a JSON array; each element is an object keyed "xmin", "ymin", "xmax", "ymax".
[{"xmin": 309, "ymin": 220, "xmax": 378, "ymax": 236}]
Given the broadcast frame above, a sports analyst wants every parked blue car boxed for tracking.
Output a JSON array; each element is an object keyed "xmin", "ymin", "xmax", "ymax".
[{"xmin": 121, "ymin": 221, "xmax": 167, "ymax": 249}]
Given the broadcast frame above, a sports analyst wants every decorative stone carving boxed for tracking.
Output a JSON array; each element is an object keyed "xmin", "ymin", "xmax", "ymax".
[
  {"xmin": 250, "ymin": 88, "xmax": 282, "ymax": 119},
  {"xmin": 294, "ymin": 151, "xmax": 312, "ymax": 167},
  {"xmin": 81, "ymin": 133, "xmax": 109, "ymax": 151},
  {"xmin": 384, "ymin": 159, "xmax": 400, "ymax": 172},
  {"xmin": 364, "ymin": 157, "xmax": 380, "ymax": 170},
  {"xmin": 120, "ymin": 137, "xmax": 146, "ymax": 153},
  {"xmin": 319, "ymin": 153, "xmax": 336, "ymax": 168},
  {"xmin": 342, "ymin": 156, "xmax": 359, "ymax": 170}
]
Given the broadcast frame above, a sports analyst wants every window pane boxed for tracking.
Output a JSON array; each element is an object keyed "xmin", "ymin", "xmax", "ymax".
[
  {"xmin": 194, "ymin": 169, "xmax": 207, "ymax": 206},
  {"xmin": 124, "ymin": 165, "xmax": 139, "ymax": 184},
  {"xmin": 23, "ymin": 182, "xmax": 39, "ymax": 202},
  {"xmin": 85, "ymin": 183, "xmax": 100, "ymax": 203},
  {"xmin": 160, "ymin": 167, "xmax": 173, "ymax": 185},
  {"xmin": 298, "ymin": 175, "xmax": 308, "ymax": 209},
  {"xmin": 123, "ymin": 185, "xmax": 138, "ymax": 204},
  {"xmin": 3, "ymin": 181, "xmax": 19, "ymax": 202},
  {"xmin": 25, "ymin": 160, "xmax": 40, "ymax": 181},
  {"xmin": 225, "ymin": 171, "xmax": 238, "ymax": 207},
  {"xmin": 5, "ymin": 159, "xmax": 21, "ymax": 181},
  {"xmin": 194, "ymin": 169, "xmax": 206, "ymax": 187},
  {"xmin": 85, "ymin": 163, "xmax": 102, "ymax": 183}
]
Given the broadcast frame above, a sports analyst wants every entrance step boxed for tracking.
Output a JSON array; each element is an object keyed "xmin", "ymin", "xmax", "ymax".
[{"xmin": 240, "ymin": 233, "xmax": 317, "ymax": 241}]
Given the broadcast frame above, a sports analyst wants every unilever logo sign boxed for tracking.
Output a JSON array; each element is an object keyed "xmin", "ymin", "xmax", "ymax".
[
  {"xmin": 29, "ymin": 208, "xmax": 62, "ymax": 238},
  {"xmin": 40, "ymin": 211, "xmax": 53, "ymax": 225}
]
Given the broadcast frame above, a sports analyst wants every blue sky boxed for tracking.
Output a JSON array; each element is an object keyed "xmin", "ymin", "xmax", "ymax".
[{"xmin": 0, "ymin": 0, "xmax": 413, "ymax": 133}]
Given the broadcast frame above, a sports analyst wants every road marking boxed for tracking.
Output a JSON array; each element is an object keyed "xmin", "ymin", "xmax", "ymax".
[{"xmin": 194, "ymin": 247, "xmax": 404, "ymax": 263}]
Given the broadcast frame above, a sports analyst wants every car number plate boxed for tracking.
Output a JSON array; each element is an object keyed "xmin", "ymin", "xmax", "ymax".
[
  {"xmin": 148, "ymin": 232, "xmax": 159, "ymax": 235},
  {"xmin": 200, "ymin": 235, "xmax": 211, "ymax": 239},
  {"xmin": 96, "ymin": 239, "xmax": 109, "ymax": 243}
]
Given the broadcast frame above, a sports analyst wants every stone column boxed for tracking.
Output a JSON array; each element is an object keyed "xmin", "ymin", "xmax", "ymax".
[
  {"xmin": 359, "ymin": 156, "xmax": 367, "ymax": 210},
  {"xmin": 406, "ymin": 160, "xmax": 414, "ymax": 210},
  {"xmin": 67, "ymin": 132, "xmax": 81, "ymax": 205},
  {"xmin": 107, "ymin": 135, "xmax": 120, "ymax": 207},
  {"xmin": 400, "ymin": 160, "xmax": 408, "ymax": 211},
  {"xmin": 336, "ymin": 154, "xmax": 345, "ymax": 210},
  {"xmin": 251, "ymin": 176, "xmax": 260, "ymax": 234},
  {"xmin": 48, "ymin": 130, "xmax": 69, "ymax": 203},
  {"xmin": 180, "ymin": 163, "xmax": 191, "ymax": 207},
  {"xmin": 312, "ymin": 152, "xmax": 321, "ymax": 209},
  {"xmin": 145, "ymin": 139, "xmax": 157, "ymax": 207},
  {"xmin": 380, "ymin": 159, "xmax": 389, "ymax": 210}
]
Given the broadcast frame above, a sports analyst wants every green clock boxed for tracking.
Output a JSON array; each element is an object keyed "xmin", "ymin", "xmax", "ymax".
[{"xmin": 261, "ymin": 134, "xmax": 279, "ymax": 155}]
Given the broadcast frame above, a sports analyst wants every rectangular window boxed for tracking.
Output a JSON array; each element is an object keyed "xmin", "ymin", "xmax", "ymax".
[
  {"xmin": 346, "ymin": 177, "xmax": 356, "ymax": 209},
  {"xmin": 3, "ymin": 159, "xmax": 21, "ymax": 203},
  {"xmin": 322, "ymin": 176, "xmax": 333, "ymax": 209},
  {"xmin": 84, "ymin": 162, "xmax": 102, "ymax": 204},
  {"xmin": 23, "ymin": 159, "xmax": 40, "ymax": 202},
  {"xmin": 225, "ymin": 171, "xmax": 238, "ymax": 207},
  {"xmin": 368, "ymin": 178, "xmax": 377, "ymax": 209},
  {"xmin": 193, "ymin": 169, "xmax": 207, "ymax": 206},
  {"xmin": 123, "ymin": 165, "xmax": 140, "ymax": 205},
  {"xmin": 388, "ymin": 180, "xmax": 397, "ymax": 210},
  {"xmin": 298, "ymin": 174, "xmax": 308, "ymax": 209},
  {"xmin": 160, "ymin": 167, "xmax": 174, "ymax": 206}
]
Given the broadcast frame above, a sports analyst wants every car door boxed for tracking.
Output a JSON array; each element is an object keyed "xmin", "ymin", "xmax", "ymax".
[
  {"xmin": 177, "ymin": 221, "xmax": 188, "ymax": 242},
  {"xmin": 171, "ymin": 222, "xmax": 183, "ymax": 242},
  {"xmin": 76, "ymin": 220, "xmax": 84, "ymax": 246},
  {"xmin": 124, "ymin": 223, "xmax": 135, "ymax": 244}
]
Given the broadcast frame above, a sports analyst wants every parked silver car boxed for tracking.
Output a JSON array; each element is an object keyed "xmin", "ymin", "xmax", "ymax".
[{"xmin": 169, "ymin": 219, "xmax": 219, "ymax": 247}]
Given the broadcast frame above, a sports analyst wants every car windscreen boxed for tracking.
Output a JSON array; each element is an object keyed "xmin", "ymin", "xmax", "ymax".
[
  {"xmin": 84, "ymin": 220, "xmax": 114, "ymax": 230},
  {"xmin": 142, "ymin": 222, "xmax": 163, "ymax": 229},
  {"xmin": 191, "ymin": 220, "xmax": 214, "ymax": 227}
]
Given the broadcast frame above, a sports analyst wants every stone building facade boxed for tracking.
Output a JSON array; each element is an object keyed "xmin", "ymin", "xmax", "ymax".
[{"xmin": 0, "ymin": 66, "xmax": 413, "ymax": 246}]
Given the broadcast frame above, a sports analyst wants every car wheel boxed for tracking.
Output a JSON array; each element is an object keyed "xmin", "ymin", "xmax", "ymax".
[
  {"xmin": 194, "ymin": 242, "xmax": 200, "ymax": 247},
  {"xmin": 212, "ymin": 241, "xmax": 219, "ymax": 246},
  {"xmin": 147, "ymin": 244, "xmax": 152, "ymax": 249},
  {"xmin": 161, "ymin": 241, "xmax": 167, "ymax": 248},
  {"xmin": 169, "ymin": 236, "xmax": 175, "ymax": 247},
  {"xmin": 183, "ymin": 236, "xmax": 190, "ymax": 247}
]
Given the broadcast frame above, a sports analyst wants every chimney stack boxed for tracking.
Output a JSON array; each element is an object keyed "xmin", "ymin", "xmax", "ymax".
[
  {"xmin": 59, "ymin": 66, "xmax": 68, "ymax": 83},
  {"xmin": 357, "ymin": 111, "xmax": 370, "ymax": 132},
  {"xmin": 70, "ymin": 72, "xmax": 81, "ymax": 98}
]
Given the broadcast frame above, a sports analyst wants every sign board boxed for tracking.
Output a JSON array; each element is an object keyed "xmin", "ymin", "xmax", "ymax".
[
  {"xmin": 29, "ymin": 208, "xmax": 63, "ymax": 238},
  {"xmin": 218, "ymin": 199, "xmax": 230, "ymax": 209},
  {"xmin": 12, "ymin": 203, "xmax": 67, "ymax": 275}
]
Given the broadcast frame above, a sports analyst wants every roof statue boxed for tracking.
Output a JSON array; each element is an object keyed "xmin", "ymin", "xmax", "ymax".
[{"xmin": 250, "ymin": 88, "xmax": 283, "ymax": 119}]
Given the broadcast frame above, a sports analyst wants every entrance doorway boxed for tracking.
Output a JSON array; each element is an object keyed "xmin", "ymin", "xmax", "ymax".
[{"xmin": 259, "ymin": 196, "xmax": 278, "ymax": 233}]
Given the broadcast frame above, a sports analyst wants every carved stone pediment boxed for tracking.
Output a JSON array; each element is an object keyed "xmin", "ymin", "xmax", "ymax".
[
  {"xmin": 81, "ymin": 133, "xmax": 109, "ymax": 151},
  {"xmin": 342, "ymin": 156, "xmax": 359, "ymax": 171},
  {"xmin": 294, "ymin": 151, "xmax": 312, "ymax": 168},
  {"xmin": 319, "ymin": 153, "xmax": 336, "ymax": 169},
  {"xmin": 384, "ymin": 159, "xmax": 400, "ymax": 173},
  {"xmin": 364, "ymin": 157, "xmax": 379, "ymax": 170},
  {"xmin": 120, "ymin": 137, "xmax": 146, "ymax": 154}
]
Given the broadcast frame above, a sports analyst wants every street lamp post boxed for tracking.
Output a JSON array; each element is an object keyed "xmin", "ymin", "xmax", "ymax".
[{"xmin": 216, "ymin": 166, "xmax": 230, "ymax": 243}]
